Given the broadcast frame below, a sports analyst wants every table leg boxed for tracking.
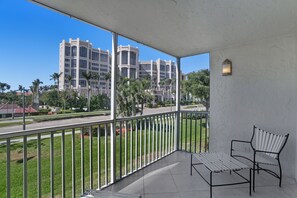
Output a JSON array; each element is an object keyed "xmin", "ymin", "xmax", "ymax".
[
  {"xmin": 210, "ymin": 171, "xmax": 213, "ymax": 198},
  {"xmin": 249, "ymin": 168, "xmax": 252, "ymax": 196},
  {"xmin": 190, "ymin": 154, "xmax": 192, "ymax": 176}
]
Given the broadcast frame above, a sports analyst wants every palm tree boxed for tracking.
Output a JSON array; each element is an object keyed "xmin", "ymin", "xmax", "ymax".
[
  {"xmin": 50, "ymin": 72, "xmax": 63, "ymax": 90},
  {"xmin": 0, "ymin": 82, "xmax": 11, "ymax": 93},
  {"xmin": 65, "ymin": 74, "xmax": 72, "ymax": 88},
  {"xmin": 104, "ymin": 72, "xmax": 111, "ymax": 95},
  {"xmin": 82, "ymin": 71, "xmax": 93, "ymax": 112},
  {"xmin": 32, "ymin": 79, "xmax": 43, "ymax": 109}
]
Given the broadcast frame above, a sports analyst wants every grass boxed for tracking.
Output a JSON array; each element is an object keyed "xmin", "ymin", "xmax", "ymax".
[{"xmin": 0, "ymin": 118, "xmax": 207, "ymax": 198}]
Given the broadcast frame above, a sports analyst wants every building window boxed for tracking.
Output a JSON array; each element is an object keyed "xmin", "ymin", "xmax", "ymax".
[
  {"xmin": 71, "ymin": 59, "xmax": 77, "ymax": 68},
  {"xmin": 121, "ymin": 68, "xmax": 128, "ymax": 77},
  {"xmin": 100, "ymin": 53, "xmax": 108, "ymax": 62},
  {"xmin": 71, "ymin": 69, "xmax": 76, "ymax": 78},
  {"xmin": 79, "ymin": 60, "xmax": 87, "ymax": 68},
  {"xmin": 171, "ymin": 65, "xmax": 175, "ymax": 72},
  {"xmin": 79, "ymin": 69, "xmax": 87, "ymax": 78},
  {"xmin": 130, "ymin": 68, "xmax": 136, "ymax": 79},
  {"xmin": 71, "ymin": 80, "xmax": 76, "ymax": 86},
  {"xmin": 92, "ymin": 52, "xmax": 99, "ymax": 60},
  {"xmin": 65, "ymin": 69, "xmax": 70, "ymax": 73},
  {"xmin": 71, "ymin": 46, "xmax": 77, "ymax": 57},
  {"xmin": 65, "ymin": 58, "xmax": 70, "ymax": 62},
  {"xmin": 79, "ymin": 80, "xmax": 86, "ymax": 87},
  {"xmin": 65, "ymin": 46, "xmax": 70, "ymax": 56},
  {"xmin": 121, "ymin": 51, "xmax": 128, "ymax": 64},
  {"xmin": 92, "ymin": 67, "xmax": 99, "ymax": 71},
  {"xmin": 160, "ymin": 65, "xmax": 166, "ymax": 71},
  {"xmin": 80, "ymin": 46, "xmax": 88, "ymax": 57},
  {"xmin": 130, "ymin": 52, "xmax": 136, "ymax": 65},
  {"xmin": 65, "ymin": 63, "xmax": 70, "ymax": 67}
]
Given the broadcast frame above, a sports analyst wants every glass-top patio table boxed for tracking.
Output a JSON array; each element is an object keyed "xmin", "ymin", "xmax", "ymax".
[{"xmin": 191, "ymin": 152, "xmax": 252, "ymax": 198}]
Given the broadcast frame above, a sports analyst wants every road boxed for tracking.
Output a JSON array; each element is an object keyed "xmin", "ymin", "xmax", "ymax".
[{"xmin": 0, "ymin": 106, "xmax": 193, "ymax": 134}]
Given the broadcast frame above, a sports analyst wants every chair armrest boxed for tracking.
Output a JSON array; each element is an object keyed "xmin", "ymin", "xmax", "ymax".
[
  {"xmin": 231, "ymin": 140, "xmax": 253, "ymax": 155},
  {"xmin": 231, "ymin": 140, "xmax": 251, "ymax": 144}
]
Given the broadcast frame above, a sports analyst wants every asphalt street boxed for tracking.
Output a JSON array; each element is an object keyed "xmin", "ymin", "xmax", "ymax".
[{"xmin": 0, "ymin": 106, "xmax": 193, "ymax": 134}]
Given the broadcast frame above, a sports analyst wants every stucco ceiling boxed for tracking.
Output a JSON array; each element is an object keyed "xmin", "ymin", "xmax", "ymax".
[{"xmin": 31, "ymin": 0, "xmax": 297, "ymax": 57}]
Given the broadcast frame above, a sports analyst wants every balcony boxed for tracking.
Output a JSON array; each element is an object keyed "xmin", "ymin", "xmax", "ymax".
[
  {"xmin": 0, "ymin": 111, "xmax": 209, "ymax": 197},
  {"xmin": 98, "ymin": 151, "xmax": 297, "ymax": 198}
]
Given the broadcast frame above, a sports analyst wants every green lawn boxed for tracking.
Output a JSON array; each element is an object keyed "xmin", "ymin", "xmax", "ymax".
[{"xmin": 0, "ymin": 118, "xmax": 208, "ymax": 198}]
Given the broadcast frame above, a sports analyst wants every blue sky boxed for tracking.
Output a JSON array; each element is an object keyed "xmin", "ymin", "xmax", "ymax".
[{"xmin": 0, "ymin": 0, "xmax": 209, "ymax": 90}]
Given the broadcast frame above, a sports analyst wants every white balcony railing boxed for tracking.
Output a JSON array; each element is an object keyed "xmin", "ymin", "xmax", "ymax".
[{"xmin": 0, "ymin": 110, "xmax": 209, "ymax": 198}]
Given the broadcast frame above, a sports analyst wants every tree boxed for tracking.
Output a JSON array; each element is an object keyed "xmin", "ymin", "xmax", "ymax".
[
  {"xmin": 82, "ymin": 71, "xmax": 94, "ymax": 112},
  {"xmin": 185, "ymin": 69, "xmax": 210, "ymax": 111},
  {"xmin": 65, "ymin": 74, "xmax": 72, "ymax": 88},
  {"xmin": 31, "ymin": 79, "xmax": 43, "ymax": 109},
  {"xmin": 116, "ymin": 77, "xmax": 153, "ymax": 117},
  {"xmin": 50, "ymin": 72, "xmax": 63, "ymax": 90},
  {"xmin": 104, "ymin": 72, "xmax": 111, "ymax": 95},
  {"xmin": 0, "ymin": 82, "xmax": 11, "ymax": 93}
]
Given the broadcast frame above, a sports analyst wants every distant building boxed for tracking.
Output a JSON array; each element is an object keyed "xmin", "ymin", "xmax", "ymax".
[
  {"xmin": 139, "ymin": 59, "xmax": 176, "ymax": 101},
  {"xmin": 59, "ymin": 38, "xmax": 111, "ymax": 96},
  {"xmin": 59, "ymin": 39, "xmax": 177, "ymax": 101},
  {"xmin": 117, "ymin": 45, "xmax": 139, "ymax": 79}
]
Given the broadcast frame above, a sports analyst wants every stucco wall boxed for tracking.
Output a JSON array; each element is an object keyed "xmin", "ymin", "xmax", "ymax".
[{"xmin": 210, "ymin": 34, "xmax": 297, "ymax": 179}]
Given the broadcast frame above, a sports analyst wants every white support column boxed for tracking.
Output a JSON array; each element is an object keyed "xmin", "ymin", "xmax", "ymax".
[
  {"xmin": 174, "ymin": 57, "xmax": 181, "ymax": 151},
  {"xmin": 110, "ymin": 32, "xmax": 118, "ymax": 183}
]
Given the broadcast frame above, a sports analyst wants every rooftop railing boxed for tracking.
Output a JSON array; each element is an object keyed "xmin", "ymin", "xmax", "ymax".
[{"xmin": 0, "ymin": 110, "xmax": 209, "ymax": 198}]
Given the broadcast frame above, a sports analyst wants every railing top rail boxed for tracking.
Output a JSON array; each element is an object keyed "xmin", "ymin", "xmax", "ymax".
[
  {"xmin": 116, "ymin": 111, "xmax": 178, "ymax": 122},
  {"xmin": 180, "ymin": 110, "xmax": 209, "ymax": 114}
]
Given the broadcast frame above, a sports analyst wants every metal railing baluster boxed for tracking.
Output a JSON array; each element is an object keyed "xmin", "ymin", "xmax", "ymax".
[
  {"xmin": 97, "ymin": 125, "xmax": 101, "ymax": 189},
  {"xmin": 119, "ymin": 121, "xmax": 123, "ymax": 178},
  {"xmin": 6, "ymin": 138, "xmax": 10, "ymax": 198},
  {"xmin": 199, "ymin": 114, "xmax": 202, "ymax": 153},
  {"xmin": 194, "ymin": 113, "xmax": 197, "ymax": 153},
  {"xmin": 37, "ymin": 134, "xmax": 41, "ymax": 198},
  {"xmin": 72, "ymin": 128, "xmax": 76, "ymax": 197},
  {"xmin": 190, "ymin": 113, "xmax": 192, "ymax": 152},
  {"xmin": 50, "ymin": 133, "xmax": 54, "ymax": 198},
  {"xmin": 152, "ymin": 116, "xmax": 155, "ymax": 161},
  {"xmin": 104, "ymin": 124, "xmax": 108, "ymax": 185},
  {"xmin": 135, "ymin": 119, "xmax": 138, "ymax": 169},
  {"xmin": 148, "ymin": 117, "xmax": 151, "ymax": 163},
  {"xmin": 81, "ymin": 128, "xmax": 85, "ymax": 194},
  {"xmin": 144, "ymin": 118, "xmax": 147, "ymax": 165},
  {"xmin": 61, "ymin": 130, "xmax": 65, "ymax": 197},
  {"xmin": 89, "ymin": 126, "xmax": 93, "ymax": 189},
  {"xmin": 125, "ymin": 121, "xmax": 128, "ymax": 175},
  {"xmin": 130, "ymin": 120, "xmax": 133, "ymax": 172},
  {"xmin": 140, "ymin": 118, "xmax": 142, "ymax": 167}
]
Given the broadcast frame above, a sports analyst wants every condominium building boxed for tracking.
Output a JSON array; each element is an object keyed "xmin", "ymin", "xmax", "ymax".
[
  {"xmin": 59, "ymin": 39, "xmax": 176, "ymax": 100},
  {"xmin": 59, "ymin": 38, "xmax": 111, "ymax": 96},
  {"xmin": 139, "ymin": 59, "xmax": 176, "ymax": 101},
  {"xmin": 117, "ymin": 45, "xmax": 139, "ymax": 79}
]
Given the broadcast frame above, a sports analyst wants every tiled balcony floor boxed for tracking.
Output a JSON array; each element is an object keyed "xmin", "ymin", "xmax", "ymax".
[{"xmin": 103, "ymin": 151, "xmax": 297, "ymax": 198}]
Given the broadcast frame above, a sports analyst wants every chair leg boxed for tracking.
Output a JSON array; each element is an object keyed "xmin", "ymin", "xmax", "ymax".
[
  {"xmin": 278, "ymin": 159, "xmax": 282, "ymax": 187},
  {"xmin": 253, "ymin": 153, "xmax": 256, "ymax": 192}
]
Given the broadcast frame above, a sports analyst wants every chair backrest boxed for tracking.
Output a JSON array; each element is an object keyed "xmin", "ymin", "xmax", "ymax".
[{"xmin": 251, "ymin": 125, "xmax": 289, "ymax": 159}]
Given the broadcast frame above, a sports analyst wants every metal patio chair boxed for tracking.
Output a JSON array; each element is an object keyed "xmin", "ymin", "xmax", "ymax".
[{"xmin": 230, "ymin": 125, "xmax": 289, "ymax": 191}]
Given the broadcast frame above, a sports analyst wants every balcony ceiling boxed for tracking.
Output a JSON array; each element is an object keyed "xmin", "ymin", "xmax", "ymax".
[{"xmin": 31, "ymin": 0, "xmax": 297, "ymax": 57}]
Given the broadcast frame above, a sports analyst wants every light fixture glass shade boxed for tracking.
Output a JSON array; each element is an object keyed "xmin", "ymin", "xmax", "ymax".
[{"xmin": 222, "ymin": 59, "xmax": 232, "ymax": 76}]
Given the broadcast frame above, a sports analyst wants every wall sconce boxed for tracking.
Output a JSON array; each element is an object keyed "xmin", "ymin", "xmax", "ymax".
[{"xmin": 222, "ymin": 59, "xmax": 232, "ymax": 76}]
